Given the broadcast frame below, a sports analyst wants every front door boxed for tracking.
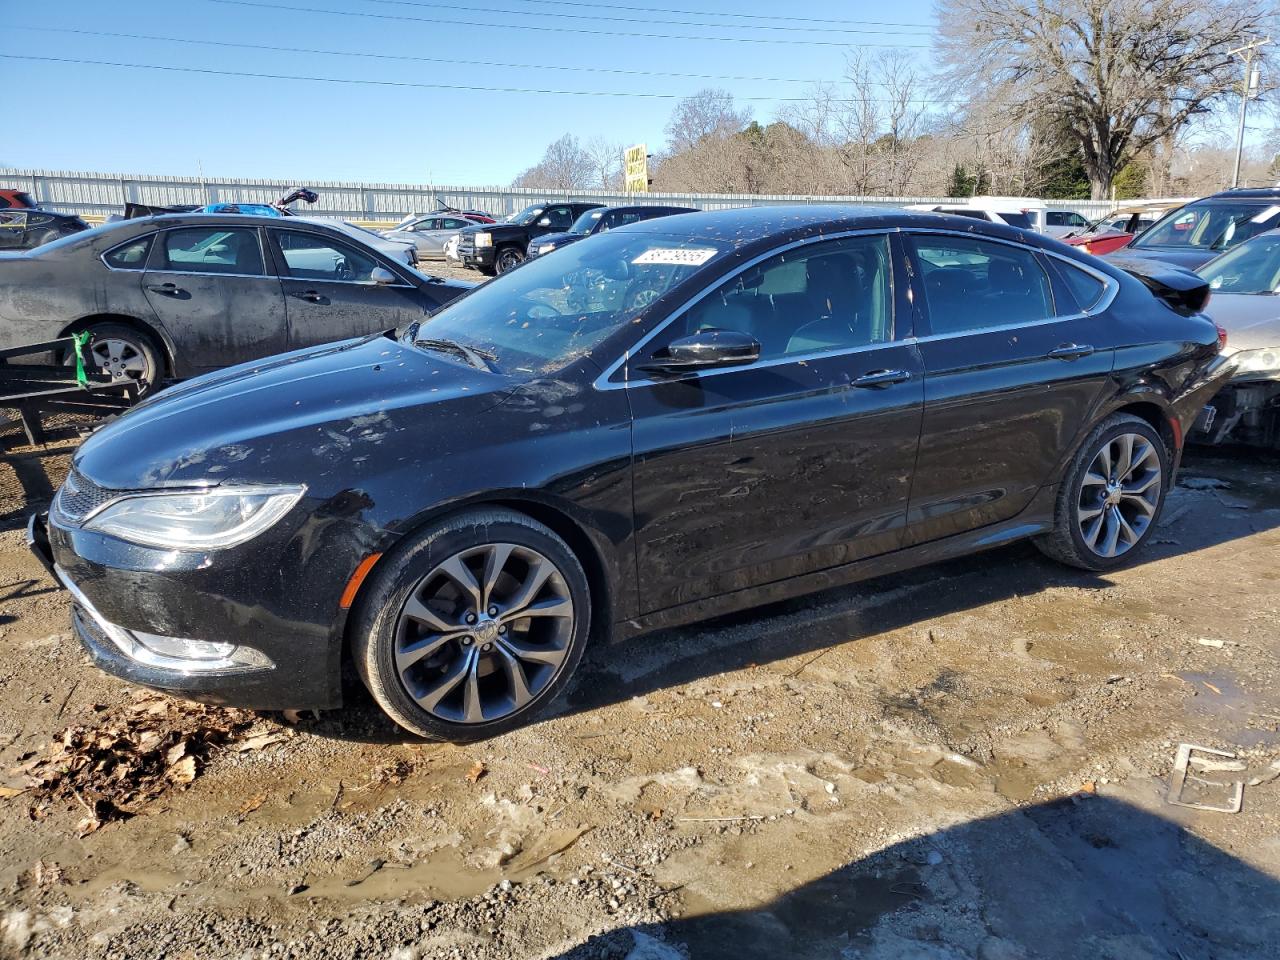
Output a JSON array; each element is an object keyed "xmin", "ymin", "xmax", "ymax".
[
  {"xmin": 627, "ymin": 233, "xmax": 924, "ymax": 613},
  {"xmin": 141, "ymin": 225, "xmax": 287, "ymax": 374},
  {"xmin": 268, "ymin": 228, "xmax": 429, "ymax": 349},
  {"xmin": 902, "ymin": 232, "xmax": 1115, "ymax": 545}
]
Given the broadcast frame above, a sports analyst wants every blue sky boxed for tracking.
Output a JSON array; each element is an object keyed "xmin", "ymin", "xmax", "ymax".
[{"xmin": 4, "ymin": 0, "xmax": 939, "ymax": 185}]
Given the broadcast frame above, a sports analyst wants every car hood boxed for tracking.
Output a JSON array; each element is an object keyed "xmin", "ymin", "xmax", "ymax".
[
  {"xmin": 1206, "ymin": 293, "xmax": 1280, "ymax": 355},
  {"xmin": 1106, "ymin": 247, "xmax": 1217, "ymax": 271},
  {"xmin": 73, "ymin": 334, "xmax": 514, "ymax": 490},
  {"xmin": 532, "ymin": 232, "xmax": 585, "ymax": 248}
]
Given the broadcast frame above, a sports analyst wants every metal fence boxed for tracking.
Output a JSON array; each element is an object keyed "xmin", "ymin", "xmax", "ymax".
[{"xmin": 1, "ymin": 167, "xmax": 1139, "ymax": 222}]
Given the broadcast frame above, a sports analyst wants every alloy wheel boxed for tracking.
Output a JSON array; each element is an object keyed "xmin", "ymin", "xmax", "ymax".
[
  {"xmin": 1076, "ymin": 432, "xmax": 1162, "ymax": 558},
  {"xmin": 89, "ymin": 338, "xmax": 147, "ymax": 383},
  {"xmin": 393, "ymin": 543, "xmax": 574, "ymax": 724}
]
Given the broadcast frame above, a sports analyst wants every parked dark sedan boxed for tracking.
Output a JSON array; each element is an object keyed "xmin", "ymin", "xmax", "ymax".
[
  {"xmin": 528, "ymin": 204, "xmax": 698, "ymax": 258},
  {"xmin": 32, "ymin": 206, "xmax": 1229, "ymax": 741},
  {"xmin": 0, "ymin": 214, "xmax": 473, "ymax": 392},
  {"xmin": 0, "ymin": 203, "xmax": 89, "ymax": 250}
]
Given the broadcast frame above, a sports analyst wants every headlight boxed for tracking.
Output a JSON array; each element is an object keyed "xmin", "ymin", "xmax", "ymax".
[
  {"xmin": 473, "ymin": 232, "xmax": 492, "ymax": 248},
  {"xmin": 539, "ymin": 243, "xmax": 555, "ymax": 253},
  {"xmin": 1231, "ymin": 346, "xmax": 1280, "ymax": 380},
  {"xmin": 83, "ymin": 485, "xmax": 305, "ymax": 550}
]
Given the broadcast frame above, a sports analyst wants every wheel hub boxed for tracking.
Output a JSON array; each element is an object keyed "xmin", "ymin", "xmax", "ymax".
[{"xmin": 472, "ymin": 618, "xmax": 500, "ymax": 645}]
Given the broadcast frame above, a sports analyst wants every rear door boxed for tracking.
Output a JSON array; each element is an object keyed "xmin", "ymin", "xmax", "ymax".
[
  {"xmin": 626, "ymin": 232, "xmax": 924, "ymax": 612},
  {"xmin": 141, "ymin": 224, "xmax": 287, "ymax": 373},
  {"xmin": 268, "ymin": 227, "xmax": 429, "ymax": 348},
  {"xmin": 902, "ymin": 231, "xmax": 1115, "ymax": 545}
]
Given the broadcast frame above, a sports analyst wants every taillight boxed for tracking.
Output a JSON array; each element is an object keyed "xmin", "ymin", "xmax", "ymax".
[
  {"xmin": 1215, "ymin": 319, "xmax": 1227, "ymax": 351},
  {"xmin": 1083, "ymin": 243, "xmax": 1093, "ymax": 254}
]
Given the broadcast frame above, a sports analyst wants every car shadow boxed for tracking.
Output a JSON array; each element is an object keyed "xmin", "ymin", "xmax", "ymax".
[
  {"xmin": 543, "ymin": 795, "xmax": 1280, "ymax": 960},
  {"xmin": 316, "ymin": 446, "xmax": 1280, "ymax": 745}
]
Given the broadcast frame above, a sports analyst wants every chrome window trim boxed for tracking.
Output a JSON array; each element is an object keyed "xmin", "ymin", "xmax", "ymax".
[
  {"xmin": 593, "ymin": 228, "xmax": 898, "ymax": 392},
  {"xmin": 143, "ymin": 270, "xmax": 280, "ymax": 281},
  {"xmin": 99, "ymin": 232, "xmax": 157, "ymax": 273}
]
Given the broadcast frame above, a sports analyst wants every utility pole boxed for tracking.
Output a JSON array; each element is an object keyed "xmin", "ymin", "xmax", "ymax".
[{"xmin": 1230, "ymin": 37, "xmax": 1270, "ymax": 189}]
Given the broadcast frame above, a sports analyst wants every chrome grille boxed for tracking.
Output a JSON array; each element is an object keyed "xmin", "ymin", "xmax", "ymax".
[{"xmin": 54, "ymin": 470, "xmax": 120, "ymax": 524}]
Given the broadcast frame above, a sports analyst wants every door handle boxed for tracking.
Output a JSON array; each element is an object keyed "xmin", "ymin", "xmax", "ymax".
[
  {"xmin": 146, "ymin": 282, "xmax": 182, "ymax": 296},
  {"xmin": 292, "ymin": 290, "xmax": 326, "ymax": 303},
  {"xmin": 1047, "ymin": 343, "xmax": 1095, "ymax": 361},
  {"xmin": 853, "ymin": 369, "xmax": 912, "ymax": 388}
]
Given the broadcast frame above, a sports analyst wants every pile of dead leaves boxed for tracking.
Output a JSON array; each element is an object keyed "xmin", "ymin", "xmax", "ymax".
[{"xmin": 5, "ymin": 692, "xmax": 291, "ymax": 835}]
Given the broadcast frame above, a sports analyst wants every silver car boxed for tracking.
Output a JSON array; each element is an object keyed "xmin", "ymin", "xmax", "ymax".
[
  {"xmin": 382, "ymin": 214, "xmax": 476, "ymax": 259},
  {"xmin": 1195, "ymin": 230, "xmax": 1280, "ymax": 449}
]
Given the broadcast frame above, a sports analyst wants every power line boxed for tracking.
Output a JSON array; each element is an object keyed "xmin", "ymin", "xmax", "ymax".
[
  {"xmin": 0, "ymin": 53, "xmax": 961, "ymax": 103},
  {"xmin": 206, "ymin": 0, "xmax": 934, "ymax": 47},
  {"xmin": 447, "ymin": 0, "xmax": 934, "ymax": 29},
  {"xmin": 11, "ymin": 26, "xmax": 830, "ymax": 84},
  {"xmin": 356, "ymin": 0, "xmax": 933, "ymax": 35}
]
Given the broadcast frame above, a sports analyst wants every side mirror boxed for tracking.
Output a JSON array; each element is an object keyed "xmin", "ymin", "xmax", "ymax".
[
  {"xmin": 369, "ymin": 266, "xmax": 398, "ymax": 285},
  {"xmin": 637, "ymin": 328, "xmax": 760, "ymax": 375}
]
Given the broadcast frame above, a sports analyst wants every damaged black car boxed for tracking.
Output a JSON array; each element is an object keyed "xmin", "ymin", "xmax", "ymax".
[{"xmin": 32, "ymin": 206, "xmax": 1230, "ymax": 741}]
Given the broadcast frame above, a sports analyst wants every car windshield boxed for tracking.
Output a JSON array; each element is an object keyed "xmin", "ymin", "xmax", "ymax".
[
  {"xmin": 405, "ymin": 231, "xmax": 732, "ymax": 374},
  {"xmin": 507, "ymin": 205, "xmax": 546, "ymax": 225},
  {"xmin": 1198, "ymin": 233, "xmax": 1280, "ymax": 295},
  {"xmin": 1132, "ymin": 200, "xmax": 1280, "ymax": 251},
  {"xmin": 569, "ymin": 209, "xmax": 605, "ymax": 235}
]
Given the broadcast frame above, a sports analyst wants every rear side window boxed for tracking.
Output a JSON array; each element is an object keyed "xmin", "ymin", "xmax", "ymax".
[
  {"xmin": 1053, "ymin": 260, "xmax": 1108, "ymax": 312},
  {"xmin": 911, "ymin": 235, "xmax": 1054, "ymax": 334},
  {"xmin": 998, "ymin": 211, "xmax": 1034, "ymax": 230},
  {"xmin": 160, "ymin": 227, "xmax": 265, "ymax": 275},
  {"xmin": 103, "ymin": 234, "xmax": 154, "ymax": 270}
]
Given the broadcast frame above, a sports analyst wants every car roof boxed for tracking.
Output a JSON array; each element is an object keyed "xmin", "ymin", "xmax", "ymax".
[
  {"xmin": 1204, "ymin": 188, "xmax": 1280, "ymax": 200},
  {"xmin": 611, "ymin": 204, "xmax": 1046, "ymax": 249}
]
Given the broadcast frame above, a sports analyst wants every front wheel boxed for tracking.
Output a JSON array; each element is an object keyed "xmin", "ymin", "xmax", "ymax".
[
  {"xmin": 352, "ymin": 508, "xmax": 591, "ymax": 741},
  {"xmin": 495, "ymin": 245, "xmax": 526, "ymax": 274},
  {"xmin": 1036, "ymin": 413, "xmax": 1169, "ymax": 571}
]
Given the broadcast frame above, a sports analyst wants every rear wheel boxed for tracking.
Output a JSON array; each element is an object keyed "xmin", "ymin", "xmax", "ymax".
[
  {"xmin": 352, "ymin": 508, "xmax": 591, "ymax": 741},
  {"xmin": 1036, "ymin": 413, "xmax": 1168, "ymax": 571},
  {"xmin": 495, "ymin": 245, "xmax": 526, "ymax": 274},
  {"xmin": 68, "ymin": 322, "xmax": 162, "ymax": 396}
]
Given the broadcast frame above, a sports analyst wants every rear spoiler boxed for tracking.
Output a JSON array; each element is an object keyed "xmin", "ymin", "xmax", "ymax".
[{"xmin": 1109, "ymin": 256, "xmax": 1211, "ymax": 314}]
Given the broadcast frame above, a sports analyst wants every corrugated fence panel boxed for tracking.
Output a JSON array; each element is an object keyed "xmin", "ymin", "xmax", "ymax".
[{"xmin": 0, "ymin": 168, "xmax": 1135, "ymax": 222}]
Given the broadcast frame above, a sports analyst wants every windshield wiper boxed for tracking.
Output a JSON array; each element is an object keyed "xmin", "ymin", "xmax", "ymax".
[{"xmin": 414, "ymin": 337, "xmax": 498, "ymax": 372}]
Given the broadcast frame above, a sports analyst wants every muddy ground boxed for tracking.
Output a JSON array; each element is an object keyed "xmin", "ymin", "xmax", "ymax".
[{"xmin": 1, "ymin": 446, "xmax": 1278, "ymax": 960}]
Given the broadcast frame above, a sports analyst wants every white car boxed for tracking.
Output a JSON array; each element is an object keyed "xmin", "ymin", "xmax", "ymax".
[
  {"xmin": 294, "ymin": 218, "xmax": 419, "ymax": 266},
  {"xmin": 443, "ymin": 234, "xmax": 460, "ymax": 263},
  {"xmin": 906, "ymin": 198, "xmax": 1087, "ymax": 237}
]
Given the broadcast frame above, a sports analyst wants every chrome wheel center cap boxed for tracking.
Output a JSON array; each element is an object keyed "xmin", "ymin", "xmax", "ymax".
[
  {"xmin": 472, "ymin": 618, "xmax": 500, "ymax": 644},
  {"xmin": 1104, "ymin": 483, "xmax": 1122, "ymax": 508}
]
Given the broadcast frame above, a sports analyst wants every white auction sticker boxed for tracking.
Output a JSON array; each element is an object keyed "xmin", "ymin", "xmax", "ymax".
[{"xmin": 632, "ymin": 247, "xmax": 718, "ymax": 266}]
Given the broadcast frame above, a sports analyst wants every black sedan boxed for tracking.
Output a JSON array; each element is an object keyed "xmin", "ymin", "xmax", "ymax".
[
  {"xmin": 0, "ymin": 214, "xmax": 473, "ymax": 392},
  {"xmin": 0, "ymin": 206, "xmax": 89, "ymax": 250},
  {"xmin": 33, "ymin": 206, "xmax": 1229, "ymax": 741},
  {"xmin": 527, "ymin": 204, "xmax": 698, "ymax": 258}
]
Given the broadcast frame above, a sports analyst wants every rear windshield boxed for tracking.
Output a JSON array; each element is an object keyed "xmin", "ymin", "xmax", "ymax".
[
  {"xmin": 1132, "ymin": 200, "xmax": 1280, "ymax": 252},
  {"xmin": 998, "ymin": 212, "xmax": 1034, "ymax": 230}
]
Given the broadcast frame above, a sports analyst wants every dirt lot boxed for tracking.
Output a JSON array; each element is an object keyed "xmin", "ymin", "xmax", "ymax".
[{"xmin": 1, "ymin": 445, "xmax": 1278, "ymax": 960}]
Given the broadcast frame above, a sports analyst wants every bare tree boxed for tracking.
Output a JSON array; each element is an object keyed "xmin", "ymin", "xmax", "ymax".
[
  {"xmin": 512, "ymin": 134, "xmax": 594, "ymax": 190},
  {"xmin": 664, "ymin": 88, "xmax": 752, "ymax": 153},
  {"xmin": 936, "ymin": 0, "xmax": 1276, "ymax": 198},
  {"xmin": 584, "ymin": 137, "xmax": 625, "ymax": 190}
]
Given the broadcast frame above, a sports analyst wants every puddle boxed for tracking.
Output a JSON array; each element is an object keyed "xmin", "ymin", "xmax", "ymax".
[{"xmin": 1176, "ymin": 671, "xmax": 1280, "ymax": 748}]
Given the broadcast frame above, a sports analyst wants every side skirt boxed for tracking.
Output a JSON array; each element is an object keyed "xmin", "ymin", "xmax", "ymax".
[{"xmin": 615, "ymin": 483, "xmax": 1058, "ymax": 641}]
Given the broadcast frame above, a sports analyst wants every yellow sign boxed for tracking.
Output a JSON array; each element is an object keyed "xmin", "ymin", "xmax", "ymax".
[{"xmin": 624, "ymin": 144, "xmax": 649, "ymax": 193}]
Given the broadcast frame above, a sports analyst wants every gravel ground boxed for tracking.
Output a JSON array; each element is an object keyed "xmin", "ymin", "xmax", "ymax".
[{"xmin": 0, "ymin": 447, "xmax": 1278, "ymax": 959}]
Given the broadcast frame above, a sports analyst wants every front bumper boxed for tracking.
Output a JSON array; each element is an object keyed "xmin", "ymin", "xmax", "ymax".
[
  {"xmin": 31, "ymin": 511, "xmax": 347, "ymax": 710},
  {"xmin": 458, "ymin": 243, "xmax": 494, "ymax": 269}
]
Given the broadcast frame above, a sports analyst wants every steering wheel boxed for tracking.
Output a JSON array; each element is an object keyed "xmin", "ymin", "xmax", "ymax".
[{"xmin": 335, "ymin": 256, "xmax": 354, "ymax": 281}]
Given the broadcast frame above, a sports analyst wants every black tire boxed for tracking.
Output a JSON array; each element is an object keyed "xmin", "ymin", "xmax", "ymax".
[
  {"xmin": 1035, "ymin": 413, "xmax": 1169, "ymax": 571},
  {"xmin": 495, "ymin": 245, "xmax": 526, "ymax": 274},
  {"xmin": 71, "ymin": 322, "xmax": 163, "ymax": 396},
  {"xmin": 351, "ymin": 508, "xmax": 591, "ymax": 741}
]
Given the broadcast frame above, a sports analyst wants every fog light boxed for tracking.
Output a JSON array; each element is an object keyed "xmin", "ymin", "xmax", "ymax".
[{"xmin": 132, "ymin": 631, "xmax": 237, "ymax": 661}]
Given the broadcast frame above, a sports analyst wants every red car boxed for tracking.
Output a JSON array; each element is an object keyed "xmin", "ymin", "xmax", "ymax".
[
  {"xmin": 0, "ymin": 189, "xmax": 37, "ymax": 210},
  {"xmin": 1063, "ymin": 202, "xmax": 1186, "ymax": 256}
]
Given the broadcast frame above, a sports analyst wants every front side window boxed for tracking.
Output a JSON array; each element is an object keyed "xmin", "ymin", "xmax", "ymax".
[
  {"xmin": 911, "ymin": 235, "xmax": 1053, "ymax": 334},
  {"xmin": 160, "ymin": 227, "xmax": 265, "ymax": 275},
  {"xmin": 1198, "ymin": 234, "xmax": 1280, "ymax": 295},
  {"xmin": 665, "ymin": 234, "xmax": 893, "ymax": 360},
  {"xmin": 412, "ymin": 231, "xmax": 732, "ymax": 374},
  {"xmin": 274, "ymin": 230, "xmax": 380, "ymax": 282},
  {"xmin": 1133, "ymin": 201, "xmax": 1280, "ymax": 252},
  {"xmin": 103, "ymin": 234, "xmax": 154, "ymax": 270}
]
